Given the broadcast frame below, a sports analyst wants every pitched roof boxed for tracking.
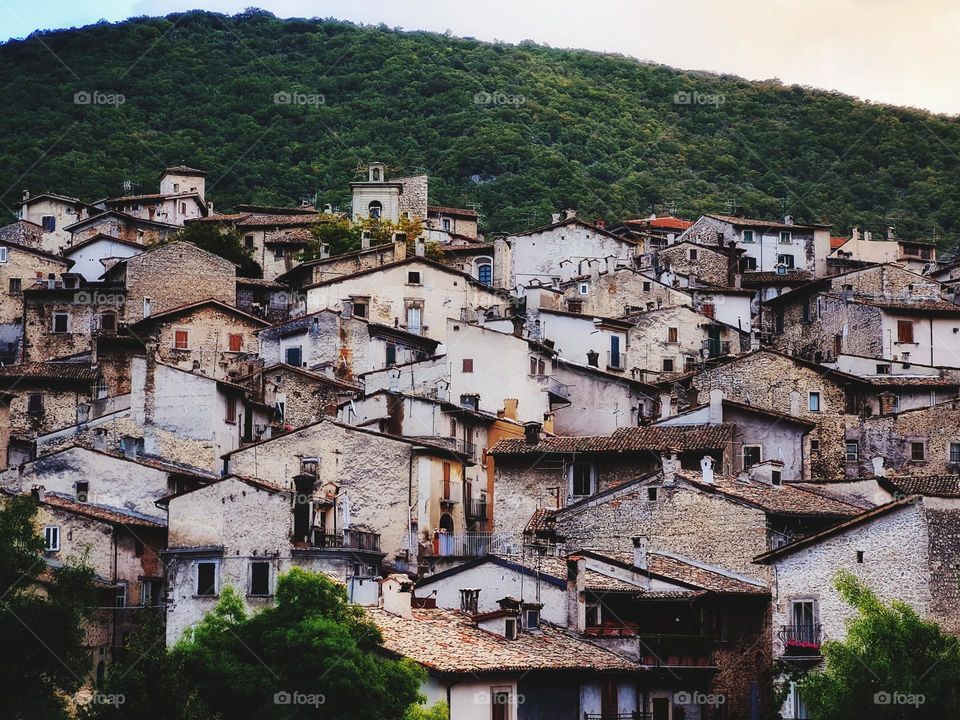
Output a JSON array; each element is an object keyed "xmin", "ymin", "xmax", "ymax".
[
  {"xmin": 738, "ymin": 270, "xmax": 814, "ymax": 285},
  {"xmin": 836, "ymin": 295, "xmax": 960, "ymax": 315},
  {"xmin": 162, "ymin": 165, "xmax": 207, "ymax": 176},
  {"xmin": 489, "ymin": 424, "xmax": 734, "ymax": 456},
  {"xmin": 236, "ymin": 213, "xmax": 327, "ymax": 228},
  {"xmin": 264, "ymin": 228, "xmax": 313, "ymax": 245},
  {"xmin": 61, "ymin": 233, "xmax": 146, "ymax": 255},
  {"xmin": 0, "ymin": 361, "xmax": 99, "ymax": 382},
  {"xmin": 428, "ymin": 205, "xmax": 478, "ymax": 218},
  {"xmin": 232, "ymin": 363, "xmax": 362, "ymax": 392},
  {"xmin": 366, "ymin": 606, "xmax": 640, "ymax": 674},
  {"xmin": 704, "ymin": 214, "xmax": 825, "ymax": 230},
  {"xmin": 754, "ymin": 496, "xmax": 919, "ymax": 563},
  {"xmin": 63, "ymin": 209, "xmax": 180, "ymax": 232},
  {"xmin": 41, "ymin": 492, "xmax": 165, "ymax": 528},
  {"xmin": 879, "ymin": 475, "xmax": 960, "ymax": 498},
  {"xmin": 0, "ymin": 237, "xmax": 72, "ymax": 265},
  {"xmin": 129, "ymin": 298, "xmax": 270, "ymax": 328},
  {"xmin": 621, "ymin": 216, "xmax": 693, "ymax": 231}
]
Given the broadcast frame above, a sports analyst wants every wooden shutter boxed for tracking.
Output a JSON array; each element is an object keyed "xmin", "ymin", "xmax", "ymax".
[
  {"xmin": 897, "ymin": 320, "xmax": 914, "ymax": 343},
  {"xmin": 229, "ymin": 333, "xmax": 242, "ymax": 352}
]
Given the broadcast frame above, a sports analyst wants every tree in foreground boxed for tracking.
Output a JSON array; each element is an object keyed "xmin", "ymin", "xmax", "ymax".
[
  {"xmin": 799, "ymin": 570, "xmax": 960, "ymax": 719},
  {"xmin": 0, "ymin": 495, "xmax": 97, "ymax": 720}
]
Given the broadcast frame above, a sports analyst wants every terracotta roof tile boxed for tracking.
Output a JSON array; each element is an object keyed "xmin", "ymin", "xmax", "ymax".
[
  {"xmin": 0, "ymin": 361, "xmax": 99, "ymax": 381},
  {"xmin": 882, "ymin": 475, "xmax": 960, "ymax": 498},
  {"xmin": 490, "ymin": 424, "xmax": 734, "ymax": 456},
  {"xmin": 428, "ymin": 205, "xmax": 478, "ymax": 218},
  {"xmin": 237, "ymin": 213, "xmax": 327, "ymax": 228},
  {"xmin": 366, "ymin": 607, "xmax": 640, "ymax": 673},
  {"xmin": 42, "ymin": 493, "xmax": 165, "ymax": 527}
]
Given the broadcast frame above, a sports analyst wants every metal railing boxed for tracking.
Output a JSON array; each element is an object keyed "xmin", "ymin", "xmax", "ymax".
[
  {"xmin": 779, "ymin": 624, "xmax": 822, "ymax": 653},
  {"xmin": 702, "ymin": 338, "xmax": 731, "ymax": 358},
  {"xmin": 606, "ymin": 351, "xmax": 626, "ymax": 370},
  {"xmin": 433, "ymin": 531, "xmax": 520, "ymax": 557},
  {"xmin": 540, "ymin": 375, "xmax": 571, "ymax": 401},
  {"xmin": 308, "ymin": 529, "xmax": 381, "ymax": 552},
  {"xmin": 466, "ymin": 499, "xmax": 488, "ymax": 520},
  {"xmin": 584, "ymin": 714, "xmax": 649, "ymax": 720}
]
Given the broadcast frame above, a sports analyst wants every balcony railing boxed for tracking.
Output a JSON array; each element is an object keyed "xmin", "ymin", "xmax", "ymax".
[
  {"xmin": 539, "ymin": 375, "xmax": 571, "ymax": 401},
  {"xmin": 606, "ymin": 351, "xmax": 626, "ymax": 371},
  {"xmin": 466, "ymin": 499, "xmax": 488, "ymax": 521},
  {"xmin": 702, "ymin": 339, "xmax": 732, "ymax": 358},
  {"xmin": 584, "ymin": 714, "xmax": 649, "ymax": 720},
  {"xmin": 779, "ymin": 624, "xmax": 822, "ymax": 655},
  {"xmin": 634, "ymin": 634, "xmax": 717, "ymax": 668},
  {"xmin": 305, "ymin": 529, "xmax": 381, "ymax": 552},
  {"xmin": 432, "ymin": 531, "xmax": 519, "ymax": 557}
]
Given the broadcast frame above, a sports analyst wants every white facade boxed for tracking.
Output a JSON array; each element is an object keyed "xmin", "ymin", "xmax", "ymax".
[{"xmin": 62, "ymin": 236, "xmax": 144, "ymax": 281}]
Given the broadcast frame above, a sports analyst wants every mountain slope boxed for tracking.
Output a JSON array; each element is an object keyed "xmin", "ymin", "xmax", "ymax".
[{"xmin": 1, "ymin": 9, "xmax": 959, "ymax": 243}]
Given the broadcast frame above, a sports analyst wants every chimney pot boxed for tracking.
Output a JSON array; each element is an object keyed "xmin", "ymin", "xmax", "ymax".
[{"xmin": 632, "ymin": 536, "xmax": 648, "ymax": 569}]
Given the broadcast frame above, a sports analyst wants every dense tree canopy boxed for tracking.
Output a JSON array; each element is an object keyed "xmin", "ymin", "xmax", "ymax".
[
  {"xmin": 0, "ymin": 495, "xmax": 97, "ymax": 720},
  {"xmin": 1, "ymin": 10, "xmax": 959, "ymax": 249},
  {"xmin": 798, "ymin": 571, "xmax": 960, "ymax": 719}
]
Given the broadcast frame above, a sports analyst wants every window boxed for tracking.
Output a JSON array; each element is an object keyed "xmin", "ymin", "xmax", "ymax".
[
  {"xmin": 688, "ymin": 248, "xmax": 698, "ymax": 260},
  {"xmin": 196, "ymin": 561, "xmax": 217, "ymax": 596},
  {"xmin": 41, "ymin": 215, "xmax": 56, "ymax": 232},
  {"xmin": 585, "ymin": 600, "xmax": 602, "ymax": 627},
  {"xmin": 911, "ymin": 441, "xmax": 926, "ymax": 461},
  {"xmin": 772, "ymin": 470, "xmax": 782, "ymax": 485},
  {"xmin": 249, "ymin": 561, "xmax": 271, "ymax": 596},
  {"xmin": 173, "ymin": 183, "xmax": 180, "ymax": 192},
  {"xmin": 225, "ymin": 397, "xmax": 237, "ymax": 424},
  {"xmin": 579, "ymin": 282, "xmax": 589, "ymax": 295},
  {"xmin": 27, "ymin": 393, "xmax": 44, "ymax": 415},
  {"xmin": 368, "ymin": 200, "xmax": 382, "ymax": 219},
  {"xmin": 115, "ymin": 581, "xmax": 128, "ymax": 608},
  {"xmin": 684, "ymin": 356, "xmax": 696, "ymax": 372},
  {"xmin": 491, "ymin": 689, "xmax": 512, "ymax": 720},
  {"xmin": 8, "ymin": 278, "xmax": 20, "ymax": 294},
  {"xmin": 529, "ymin": 356, "xmax": 538, "ymax": 375},
  {"xmin": 76, "ymin": 481, "xmax": 89, "ymax": 502},
  {"xmin": 856, "ymin": 550, "xmax": 864, "ymax": 564},
  {"xmin": 778, "ymin": 254, "xmax": 795, "ymax": 269},
  {"xmin": 284, "ymin": 346, "xmax": 302, "ymax": 366},
  {"xmin": 810, "ymin": 439, "xmax": 820, "ymax": 452},
  {"xmin": 407, "ymin": 271, "xmax": 421, "ymax": 285},
  {"xmin": 244, "ymin": 234, "xmax": 254, "ymax": 249},
  {"xmin": 569, "ymin": 463, "xmax": 595, "ymax": 498},
  {"xmin": 743, "ymin": 445, "xmax": 762, "ymax": 468},
  {"xmin": 525, "ymin": 608, "xmax": 540, "ymax": 630},
  {"xmin": 462, "ymin": 358, "xmax": 474, "ymax": 373},
  {"xmin": 897, "ymin": 320, "xmax": 914, "ymax": 343},
  {"xmin": 174, "ymin": 329, "xmax": 189, "ymax": 349},
  {"xmin": 141, "ymin": 579, "xmax": 162, "ymax": 607},
  {"xmin": 808, "ymin": 392, "xmax": 821, "ymax": 412},
  {"xmin": 643, "ymin": 281, "xmax": 652, "ymax": 291},
  {"xmin": 98, "ymin": 311, "xmax": 117, "ymax": 333},
  {"xmin": 477, "ymin": 262, "xmax": 492, "ymax": 286},
  {"xmin": 567, "ymin": 298, "xmax": 582, "ymax": 313},
  {"xmin": 741, "ymin": 256, "xmax": 757, "ymax": 270},
  {"xmin": 950, "ymin": 442, "xmax": 960, "ymax": 464},
  {"xmin": 274, "ymin": 246, "xmax": 284, "ymax": 260},
  {"xmin": 742, "ymin": 229, "xmax": 754, "ymax": 243},
  {"xmin": 647, "ymin": 487, "xmax": 658, "ymax": 502},
  {"xmin": 700, "ymin": 302, "xmax": 715, "ymax": 318},
  {"xmin": 667, "ymin": 327, "xmax": 678, "ymax": 343},
  {"xmin": 609, "ymin": 335, "xmax": 623, "ymax": 369},
  {"xmin": 504, "ymin": 617, "xmax": 518, "ymax": 640},
  {"xmin": 442, "ymin": 218, "xmax": 451, "ymax": 231},
  {"xmin": 51, "ymin": 312, "xmax": 69, "ymax": 333},
  {"xmin": 876, "ymin": 364, "xmax": 891, "ymax": 374},
  {"xmin": 845, "ymin": 440, "xmax": 859, "ymax": 462},
  {"xmin": 228, "ymin": 333, "xmax": 243, "ymax": 352},
  {"xmin": 662, "ymin": 358, "xmax": 674, "ymax": 372},
  {"xmin": 44, "ymin": 525, "xmax": 60, "ymax": 552},
  {"xmin": 385, "ymin": 343, "xmax": 396, "ymax": 367},
  {"xmin": 802, "ymin": 302, "xmax": 811, "ymax": 323},
  {"xmin": 791, "ymin": 599, "xmax": 818, "ymax": 641},
  {"xmin": 406, "ymin": 306, "xmax": 422, "ymax": 335},
  {"xmin": 779, "ymin": 230, "xmax": 792, "ymax": 244}
]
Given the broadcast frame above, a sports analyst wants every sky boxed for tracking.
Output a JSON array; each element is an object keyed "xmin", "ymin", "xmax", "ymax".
[{"xmin": 3, "ymin": 0, "xmax": 960, "ymax": 114}]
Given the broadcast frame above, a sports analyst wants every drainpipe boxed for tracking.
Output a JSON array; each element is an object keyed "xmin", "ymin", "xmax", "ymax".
[{"xmin": 930, "ymin": 317, "xmax": 934, "ymax": 366}]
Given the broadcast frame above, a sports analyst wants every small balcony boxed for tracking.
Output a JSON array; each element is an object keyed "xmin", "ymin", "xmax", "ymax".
[
  {"xmin": 466, "ymin": 499, "xmax": 488, "ymax": 521},
  {"xmin": 432, "ymin": 531, "xmax": 519, "ymax": 557},
  {"xmin": 606, "ymin": 351, "xmax": 626, "ymax": 371},
  {"xmin": 301, "ymin": 529, "xmax": 381, "ymax": 552},
  {"xmin": 702, "ymin": 338, "xmax": 732, "ymax": 358},
  {"xmin": 779, "ymin": 624, "xmax": 823, "ymax": 656},
  {"xmin": 539, "ymin": 375, "xmax": 571, "ymax": 402}
]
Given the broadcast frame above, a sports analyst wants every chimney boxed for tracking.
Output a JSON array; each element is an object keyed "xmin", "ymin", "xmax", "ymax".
[
  {"xmin": 632, "ymin": 536, "xmax": 648, "ymax": 570},
  {"xmin": 415, "ymin": 238, "xmax": 425, "ymax": 257},
  {"xmin": 871, "ymin": 456, "xmax": 885, "ymax": 477},
  {"xmin": 595, "ymin": 219, "xmax": 606, "ymax": 230},
  {"xmin": 658, "ymin": 393, "xmax": 673, "ymax": 420},
  {"xmin": 381, "ymin": 574, "xmax": 413, "ymax": 619},
  {"xmin": 361, "ymin": 231, "xmax": 371, "ymax": 250},
  {"xmin": 562, "ymin": 209, "xmax": 577, "ymax": 221},
  {"xmin": 393, "ymin": 237, "xmax": 407, "ymax": 261},
  {"xmin": 323, "ymin": 203, "xmax": 333, "ymax": 214},
  {"xmin": 207, "ymin": 200, "xmax": 213, "ymax": 215},
  {"xmin": 551, "ymin": 212, "xmax": 562, "ymax": 224},
  {"xmin": 589, "ymin": 260, "xmax": 601, "ymax": 281},
  {"xmin": 850, "ymin": 227, "xmax": 860, "ymax": 243},
  {"xmin": 30, "ymin": 485, "xmax": 43, "ymax": 501},
  {"xmin": 523, "ymin": 421, "xmax": 542, "ymax": 445},
  {"xmin": 864, "ymin": 230, "xmax": 872, "ymax": 242},
  {"xmin": 887, "ymin": 226, "xmax": 895, "ymax": 241},
  {"xmin": 21, "ymin": 189, "xmax": 29, "ymax": 202},
  {"xmin": 319, "ymin": 243, "xmax": 330, "ymax": 259},
  {"xmin": 661, "ymin": 450, "xmax": 680, "ymax": 485},
  {"xmin": 502, "ymin": 398, "xmax": 519, "ymax": 421},
  {"xmin": 878, "ymin": 391, "xmax": 897, "ymax": 415},
  {"xmin": 510, "ymin": 315, "xmax": 525, "ymax": 338},
  {"xmin": 708, "ymin": 388, "xmax": 724, "ymax": 425},
  {"xmin": 567, "ymin": 556, "xmax": 587, "ymax": 631},
  {"xmin": 700, "ymin": 455, "xmax": 715, "ymax": 484},
  {"xmin": 783, "ymin": 215, "xmax": 794, "ymax": 226}
]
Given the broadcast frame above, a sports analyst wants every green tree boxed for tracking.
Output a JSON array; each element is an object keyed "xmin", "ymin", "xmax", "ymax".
[
  {"xmin": 403, "ymin": 700, "xmax": 448, "ymax": 720},
  {"xmin": 798, "ymin": 571, "xmax": 960, "ymax": 719},
  {"xmin": 173, "ymin": 570, "xmax": 425, "ymax": 719},
  {"xmin": 0, "ymin": 495, "xmax": 98, "ymax": 720},
  {"xmin": 170, "ymin": 223, "xmax": 263, "ymax": 278},
  {"xmin": 304, "ymin": 216, "xmax": 362, "ymax": 259}
]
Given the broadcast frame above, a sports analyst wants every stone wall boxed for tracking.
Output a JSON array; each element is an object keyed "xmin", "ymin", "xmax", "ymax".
[
  {"xmin": 658, "ymin": 243, "xmax": 730, "ymax": 287},
  {"xmin": 562, "ymin": 269, "xmax": 691, "ymax": 317},
  {"xmin": 397, "ymin": 175, "xmax": 429, "ymax": 219},
  {"xmin": 0, "ymin": 246, "xmax": 68, "ymax": 324}
]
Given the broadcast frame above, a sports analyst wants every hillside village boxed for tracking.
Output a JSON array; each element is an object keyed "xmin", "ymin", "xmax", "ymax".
[{"xmin": 3, "ymin": 161, "xmax": 960, "ymax": 719}]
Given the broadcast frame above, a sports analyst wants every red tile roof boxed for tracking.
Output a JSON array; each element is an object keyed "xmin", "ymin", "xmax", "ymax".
[
  {"xmin": 623, "ymin": 216, "xmax": 693, "ymax": 231},
  {"xmin": 830, "ymin": 236, "xmax": 849, "ymax": 249},
  {"xmin": 366, "ymin": 606, "xmax": 641, "ymax": 673},
  {"xmin": 428, "ymin": 205, "xmax": 478, "ymax": 218},
  {"xmin": 236, "ymin": 213, "xmax": 327, "ymax": 228},
  {"xmin": 490, "ymin": 424, "xmax": 734, "ymax": 456},
  {"xmin": 42, "ymin": 493, "xmax": 165, "ymax": 527},
  {"xmin": 705, "ymin": 214, "xmax": 824, "ymax": 230},
  {"xmin": 880, "ymin": 475, "xmax": 960, "ymax": 498},
  {"xmin": 0, "ymin": 361, "xmax": 99, "ymax": 382}
]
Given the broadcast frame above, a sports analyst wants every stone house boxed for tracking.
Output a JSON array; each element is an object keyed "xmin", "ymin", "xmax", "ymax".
[
  {"xmin": 559, "ymin": 266, "xmax": 693, "ymax": 317},
  {"xmin": 222, "ymin": 418, "xmax": 473, "ymax": 571},
  {"xmin": 0, "ymin": 237, "xmax": 71, "ymax": 362},
  {"xmin": 6, "ymin": 487, "xmax": 167, "ymax": 678},
  {"xmin": 18, "ymin": 191, "xmax": 95, "ymax": 253},
  {"xmin": 370, "ymin": 576, "xmax": 667, "ymax": 720},
  {"xmin": 349, "ymin": 163, "xmax": 428, "ymax": 223},
  {"xmin": 754, "ymin": 493, "xmax": 960, "ymax": 718},
  {"xmin": 855, "ymin": 398, "xmax": 960, "ymax": 477},
  {"xmin": 102, "ymin": 241, "xmax": 237, "ymax": 325},
  {"xmin": 233, "ymin": 213, "xmax": 326, "ymax": 280},
  {"xmin": 0, "ymin": 219, "xmax": 45, "ymax": 250},
  {"xmin": 64, "ymin": 210, "xmax": 179, "ymax": 247},
  {"xmin": 256, "ymin": 308, "xmax": 439, "ymax": 382},
  {"xmin": 495, "ymin": 211, "xmax": 640, "ymax": 289},
  {"xmin": 548, "ymin": 465, "xmax": 862, "ymax": 579},
  {"xmin": 655, "ymin": 239, "xmax": 740, "ymax": 288},
  {"xmin": 301, "ymin": 256, "xmax": 514, "ymax": 344},
  {"xmin": 678, "ymin": 214, "xmax": 830, "ymax": 274},
  {"xmin": 237, "ymin": 363, "xmax": 360, "ymax": 430},
  {"xmin": 129, "ymin": 299, "xmax": 268, "ymax": 380},
  {"xmin": 235, "ymin": 277, "xmax": 292, "ymax": 323},
  {"xmin": 489, "ymin": 425, "xmax": 736, "ymax": 537},
  {"xmin": 739, "ymin": 269, "xmax": 814, "ymax": 316},
  {"xmin": 95, "ymin": 166, "xmax": 208, "ymax": 227},
  {"xmin": 60, "ymin": 233, "xmax": 145, "ymax": 282},
  {"xmin": 655, "ymin": 389, "xmax": 815, "ymax": 481},
  {"xmin": 608, "ymin": 214, "xmax": 694, "ymax": 254},
  {"xmin": 160, "ymin": 474, "xmax": 384, "ymax": 645},
  {"xmin": 275, "ymin": 239, "xmax": 406, "ymax": 292},
  {"xmin": 761, "ymin": 263, "xmax": 952, "ymax": 365},
  {"xmin": 21, "ymin": 278, "xmax": 126, "ymax": 362},
  {"xmin": 425, "ymin": 205, "xmax": 479, "ymax": 240},
  {"xmin": 551, "ymin": 358, "xmax": 660, "ymax": 434}
]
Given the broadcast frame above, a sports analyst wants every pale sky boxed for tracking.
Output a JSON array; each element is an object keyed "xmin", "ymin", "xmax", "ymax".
[{"xmin": 3, "ymin": 0, "xmax": 960, "ymax": 114}]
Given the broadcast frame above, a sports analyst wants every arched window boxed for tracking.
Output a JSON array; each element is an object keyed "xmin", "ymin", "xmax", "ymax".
[
  {"xmin": 474, "ymin": 256, "xmax": 493, "ymax": 286},
  {"xmin": 439, "ymin": 513, "xmax": 454, "ymax": 532},
  {"xmin": 372, "ymin": 167, "xmax": 381, "ymax": 181},
  {"xmin": 368, "ymin": 200, "xmax": 382, "ymax": 219}
]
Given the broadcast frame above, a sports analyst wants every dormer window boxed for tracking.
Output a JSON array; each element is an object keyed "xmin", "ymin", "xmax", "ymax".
[{"xmin": 524, "ymin": 608, "xmax": 540, "ymax": 630}]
